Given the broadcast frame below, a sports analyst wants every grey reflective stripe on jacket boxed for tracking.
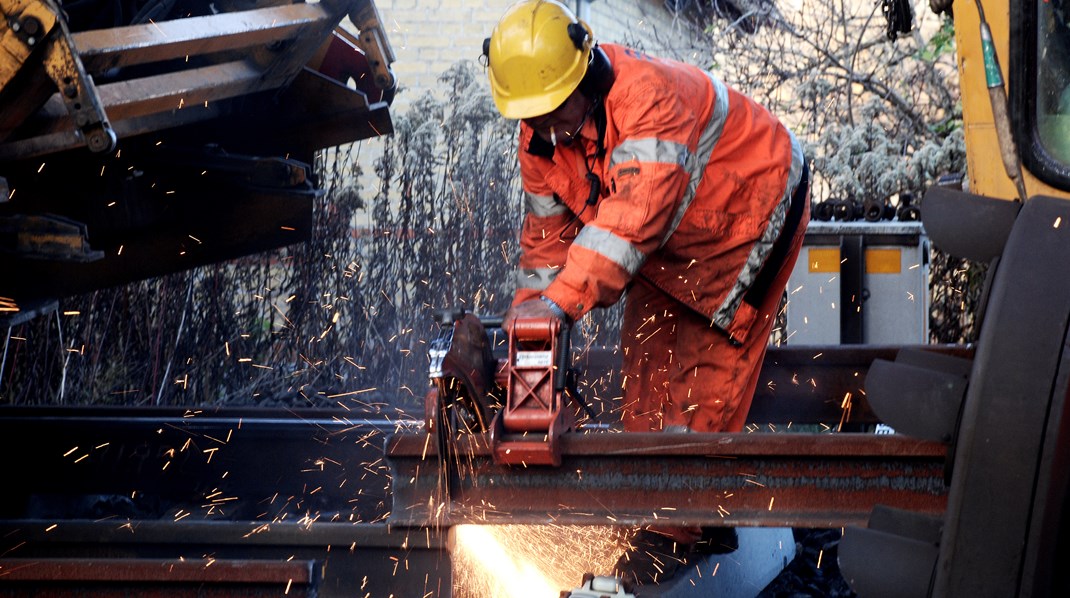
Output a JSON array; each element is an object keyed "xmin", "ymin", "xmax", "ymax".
[
  {"xmin": 516, "ymin": 267, "xmax": 558, "ymax": 291},
  {"xmin": 582, "ymin": 72, "xmax": 732, "ymax": 278},
  {"xmin": 657, "ymin": 71, "xmax": 731, "ymax": 248},
  {"xmin": 710, "ymin": 130, "xmax": 805, "ymax": 332},
  {"xmin": 574, "ymin": 224, "xmax": 646, "ymax": 275},
  {"xmin": 580, "ymin": 138, "xmax": 687, "ymax": 274},
  {"xmin": 525, "ymin": 191, "xmax": 568, "ymax": 217},
  {"xmin": 609, "ymin": 138, "xmax": 690, "ymax": 170},
  {"xmin": 517, "ymin": 192, "xmax": 566, "ymax": 291}
]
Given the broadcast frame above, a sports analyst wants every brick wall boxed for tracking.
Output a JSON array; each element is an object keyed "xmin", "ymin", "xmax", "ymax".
[{"xmin": 371, "ymin": 0, "xmax": 709, "ymax": 114}]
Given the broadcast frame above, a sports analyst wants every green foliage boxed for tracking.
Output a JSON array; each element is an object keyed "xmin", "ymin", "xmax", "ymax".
[
  {"xmin": 0, "ymin": 62, "xmax": 523, "ymax": 408},
  {"xmin": 809, "ymin": 99, "xmax": 965, "ymax": 202},
  {"xmin": 917, "ymin": 16, "xmax": 956, "ymax": 62}
]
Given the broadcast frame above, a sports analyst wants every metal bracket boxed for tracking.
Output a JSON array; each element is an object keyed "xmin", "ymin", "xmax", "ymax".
[
  {"xmin": 346, "ymin": 0, "xmax": 396, "ymax": 91},
  {"xmin": 39, "ymin": 10, "xmax": 116, "ymax": 153},
  {"xmin": 0, "ymin": 213, "xmax": 104, "ymax": 262},
  {"xmin": 2, "ymin": 0, "xmax": 116, "ymax": 153},
  {"xmin": 2, "ymin": 1, "xmax": 386, "ymax": 160},
  {"xmin": 1, "ymin": 0, "xmax": 57, "ymax": 88}
]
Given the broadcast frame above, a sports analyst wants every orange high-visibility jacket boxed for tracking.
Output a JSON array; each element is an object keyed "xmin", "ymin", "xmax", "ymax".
[{"xmin": 514, "ymin": 44, "xmax": 805, "ymax": 345}]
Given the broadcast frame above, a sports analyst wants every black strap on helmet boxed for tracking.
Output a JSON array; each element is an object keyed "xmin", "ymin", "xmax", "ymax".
[
  {"xmin": 578, "ymin": 46, "xmax": 613, "ymax": 101},
  {"xmin": 567, "ymin": 22, "xmax": 589, "ymax": 50}
]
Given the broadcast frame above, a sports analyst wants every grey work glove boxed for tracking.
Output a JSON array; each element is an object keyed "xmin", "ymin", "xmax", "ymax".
[{"xmin": 503, "ymin": 296, "xmax": 569, "ymax": 331}]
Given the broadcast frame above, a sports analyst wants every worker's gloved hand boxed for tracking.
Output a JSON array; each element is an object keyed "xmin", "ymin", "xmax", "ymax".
[{"xmin": 503, "ymin": 296, "xmax": 569, "ymax": 331}]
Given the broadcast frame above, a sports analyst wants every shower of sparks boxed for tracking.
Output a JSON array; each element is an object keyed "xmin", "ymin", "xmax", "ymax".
[
  {"xmin": 451, "ymin": 524, "xmax": 623, "ymax": 598},
  {"xmin": 838, "ymin": 392, "xmax": 853, "ymax": 430},
  {"xmin": 0, "ymin": 297, "xmax": 18, "ymax": 313}
]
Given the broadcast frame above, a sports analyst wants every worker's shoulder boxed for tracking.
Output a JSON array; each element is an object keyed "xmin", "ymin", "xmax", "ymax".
[
  {"xmin": 601, "ymin": 43, "xmax": 678, "ymax": 78},
  {"xmin": 603, "ymin": 44, "xmax": 708, "ymax": 106},
  {"xmin": 601, "ymin": 43, "xmax": 657, "ymax": 64},
  {"xmin": 604, "ymin": 44, "xmax": 707, "ymax": 83}
]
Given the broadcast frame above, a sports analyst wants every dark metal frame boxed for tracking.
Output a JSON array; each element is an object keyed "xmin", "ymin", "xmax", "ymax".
[
  {"xmin": 1010, "ymin": 0, "xmax": 1070, "ymax": 191},
  {"xmin": 840, "ymin": 192, "xmax": 1070, "ymax": 597}
]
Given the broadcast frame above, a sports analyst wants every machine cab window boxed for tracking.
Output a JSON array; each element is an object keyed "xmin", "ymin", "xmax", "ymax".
[
  {"xmin": 1016, "ymin": 0, "xmax": 1070, "ymax": 189},
  {"xmin": 1037, "ymin": 1, "xmax": 1070, "ymax": 166}
]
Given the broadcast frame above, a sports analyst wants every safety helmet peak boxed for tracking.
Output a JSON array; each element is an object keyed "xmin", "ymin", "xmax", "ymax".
[{"xmin": 486, "ymin": 0, "xmax": 593, "ymax": 120}]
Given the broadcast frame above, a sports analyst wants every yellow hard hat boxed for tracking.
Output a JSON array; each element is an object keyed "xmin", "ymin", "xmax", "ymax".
[{"xmin": 486, "ymin": 0, "xmax": 593, "ymax": 120}]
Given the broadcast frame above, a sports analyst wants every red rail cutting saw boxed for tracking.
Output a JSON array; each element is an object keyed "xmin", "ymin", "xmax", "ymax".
[{"xmin": 425, "ymin": 309, "xmax": 590, "ymax": 467}]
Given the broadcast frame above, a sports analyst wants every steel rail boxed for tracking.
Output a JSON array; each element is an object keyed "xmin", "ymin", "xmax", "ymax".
[
  {"xmin": 0, "ymin": 406, "xmax": 417, "ymax": 522},
  {"xmin": 0, "ymin": 520, "xmax": 450, "ymax": 598},
  {"xmin": 386, "ymin": 431, "xmax": 949, "ymax": 529}
]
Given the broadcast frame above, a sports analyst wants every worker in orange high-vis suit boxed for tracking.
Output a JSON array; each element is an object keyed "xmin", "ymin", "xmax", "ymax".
[{"xmin": 485, "ymin": 0, "xmax": 809, "ymax": 588}]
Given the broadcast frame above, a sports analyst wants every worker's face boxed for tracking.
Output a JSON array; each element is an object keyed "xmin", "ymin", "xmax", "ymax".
[{"xmin": 524, "ymin": 89, "xmax": 591, "ymax": 146}]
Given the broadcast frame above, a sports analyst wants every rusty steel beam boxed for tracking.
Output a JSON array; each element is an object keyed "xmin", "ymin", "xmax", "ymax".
[
  {"xmin": 0, "ymin": 558, "xmax": 317, "ymax": 597},
  {"xmin": 0, "ymin": 520, "xmax": 450, "ymax": 598},
  {"xmin": 0, "ymin": 558, "xmax": 314, "ymax": 583},
  {"xmin": 97, "ymin": 61, "xmax": 271, "ymax": 121},
  {"xmin": 386, "ymin": 431, "xmax": 948, "ymax": 529},
  {"xmin": 74, "ymin": 3, "xmax": 343, "ymax": 72}
]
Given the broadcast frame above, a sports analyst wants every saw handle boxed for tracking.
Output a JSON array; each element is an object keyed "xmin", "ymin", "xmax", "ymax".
[
  {"xmin": 555, "ymin": 321, "xmax": 571, "ymax": 395},
  {"xmin": 503, "ymin": 317, "xmax": 563, "ymax": 432}
]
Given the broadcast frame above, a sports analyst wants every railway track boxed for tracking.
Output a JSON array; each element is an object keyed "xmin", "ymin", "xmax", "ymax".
[
  {"xmin": 0, "ymin": 345, "xmax": 957, "ymax": 522},
  {"xmin": 0, "ymin": 407, "xmax": 444, "ymax": 596},
  {"xmin": 0, "ymin": 345, "xmax": 960, "ymax": 595},
  {"xmin": 0, "ymin": 406, "xmax": 411, "ymax": 523},
  {"xmin": 0, "ymin": 519, "xmax": 448, "ymax": 597},
  {"xmin": 4, "ymin": 186, "xmax": 1069, "ymax": 598}
]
